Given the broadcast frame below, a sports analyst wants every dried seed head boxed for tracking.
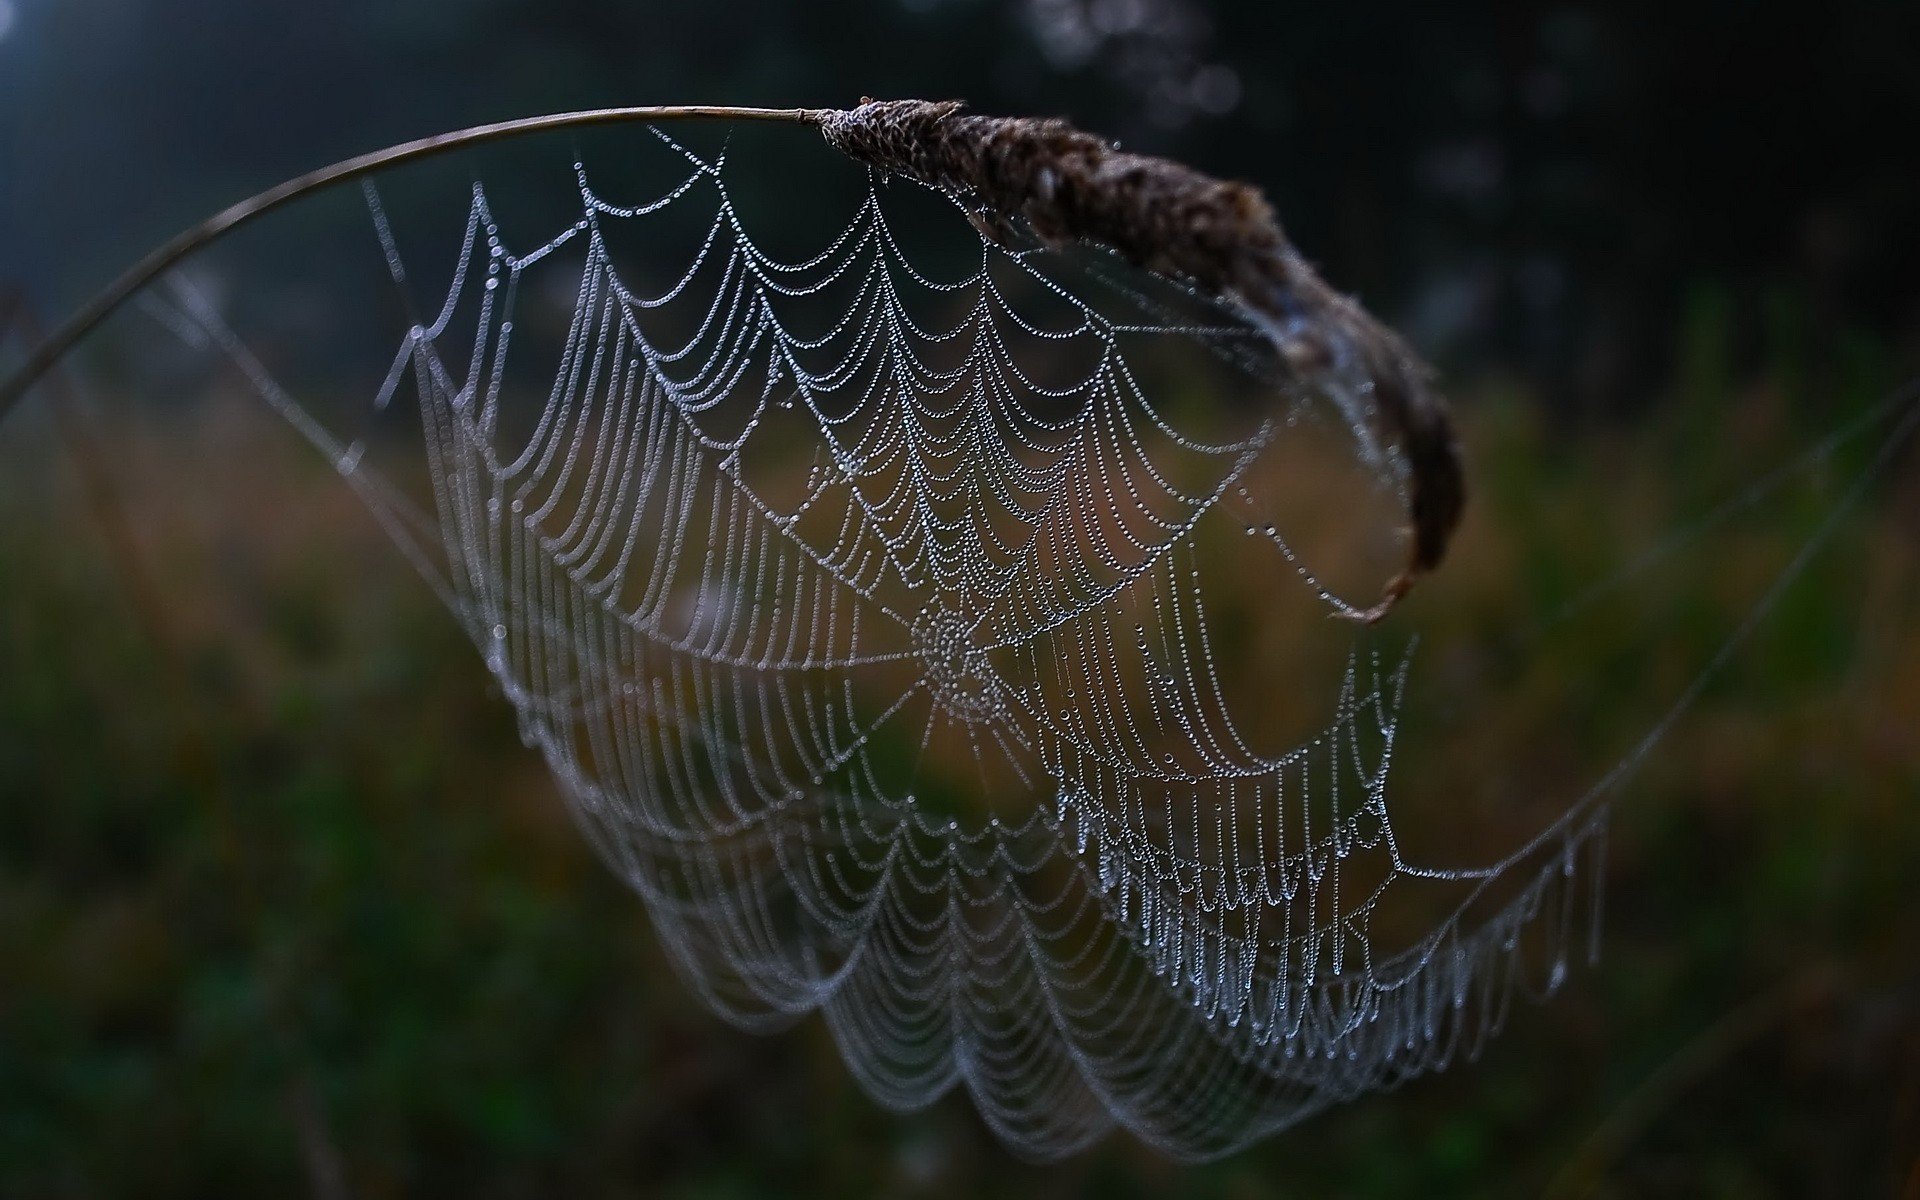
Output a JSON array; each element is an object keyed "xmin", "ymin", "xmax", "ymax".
[{"xmin": 820, "ymin": 99, "xmax": 1464, "ymax": 621}]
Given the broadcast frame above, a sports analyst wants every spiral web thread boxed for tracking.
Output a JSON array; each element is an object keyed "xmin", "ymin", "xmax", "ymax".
[{"xmin": 152, "ymin": 126, "xmax": 1611, "ymax": 1160}]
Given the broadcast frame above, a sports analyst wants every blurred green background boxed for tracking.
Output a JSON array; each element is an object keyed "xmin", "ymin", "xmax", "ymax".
[{"xmin": 3, "ymin": 1, "xmax": 1918, "ymax": 1196}]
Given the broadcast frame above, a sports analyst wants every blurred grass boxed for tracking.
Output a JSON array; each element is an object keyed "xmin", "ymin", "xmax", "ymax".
[{"xmin": 1, "ymin": 318, "xmax": 1917, "ymax": 1197}]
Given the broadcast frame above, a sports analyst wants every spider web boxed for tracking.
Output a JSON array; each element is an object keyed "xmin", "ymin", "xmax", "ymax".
[{"xmin": 131, "ymin": 124, "xmax": 1726, "ymax": 1161}]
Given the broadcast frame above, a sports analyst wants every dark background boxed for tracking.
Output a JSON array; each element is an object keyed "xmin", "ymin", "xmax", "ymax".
[
  {"xmin": 2, "ymin": 1, "xmax": 1918, "ymax": 1196},
  {"xmin": 7, "ymin": 0, "xmax": 1920, "ymax": 409}
]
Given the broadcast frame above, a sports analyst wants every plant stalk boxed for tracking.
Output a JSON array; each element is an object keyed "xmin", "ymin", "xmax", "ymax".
[{"xmin": 0, "ymin": 105, "xmax": 829, "ymax": 422}]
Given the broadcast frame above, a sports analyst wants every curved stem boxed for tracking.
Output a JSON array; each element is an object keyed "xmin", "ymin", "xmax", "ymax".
[{"xmin": 0, "ymin": 104, "xmax": 830, "ymax": 422}]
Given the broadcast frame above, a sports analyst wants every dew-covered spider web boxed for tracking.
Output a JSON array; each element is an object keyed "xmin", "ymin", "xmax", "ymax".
[{"xmin": 103, "ymin": 117, "xmax": 1916, "ymax": 1161}]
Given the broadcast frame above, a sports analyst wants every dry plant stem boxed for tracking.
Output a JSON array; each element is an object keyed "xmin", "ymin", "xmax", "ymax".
[
  {"xmin": 0, "ymin": 106, "xmax": 829, "ymax": 422},
  {"xmin": 3, "ymin": 98, "xmax": 1461, "ymax": 616},
  {"xmin": 823, "ymin": 98, "xmax": 1465, "ymax": 619}
]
